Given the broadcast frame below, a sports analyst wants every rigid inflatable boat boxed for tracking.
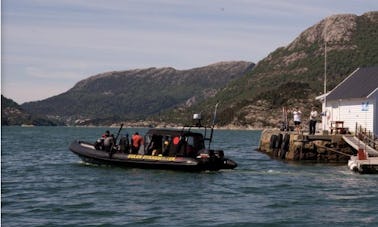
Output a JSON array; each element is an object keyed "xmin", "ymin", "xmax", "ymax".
[{"xmin": 69, "ymin": 111, "xmax": 237, "ymax": 171}]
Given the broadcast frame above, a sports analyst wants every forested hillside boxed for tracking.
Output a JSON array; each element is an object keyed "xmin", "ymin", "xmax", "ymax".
[
  {"xmin": 1, "ymin": 95, "xmax": 60, "ymax": 126},
  {"xmin": 161, "ymin": 12, "xmax": 378, "ymax": 128},
  {"xmin": 21, "ymin": 61, "xmax": 254, "ymax": 125}
]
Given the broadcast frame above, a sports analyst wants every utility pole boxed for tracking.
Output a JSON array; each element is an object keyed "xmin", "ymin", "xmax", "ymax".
[{"xmin": 323, "ymin": 29, "xmax": 328, "ymax": 132}]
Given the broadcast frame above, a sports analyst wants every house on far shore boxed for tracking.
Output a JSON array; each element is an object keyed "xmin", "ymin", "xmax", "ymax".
[{"xmin": 316, "ymin": 66, "xmax": 378, "ymax": 136}]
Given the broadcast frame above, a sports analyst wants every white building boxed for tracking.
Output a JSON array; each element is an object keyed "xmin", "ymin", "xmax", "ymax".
[{"xmin": 317, "ymin": 66, "xmax": 378, "ymax": 136}]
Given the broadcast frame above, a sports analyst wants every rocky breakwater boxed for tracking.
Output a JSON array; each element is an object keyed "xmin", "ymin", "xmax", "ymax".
[{"xmin": 258, "ymin": 129, "xmax": 354, "ymax": 162}]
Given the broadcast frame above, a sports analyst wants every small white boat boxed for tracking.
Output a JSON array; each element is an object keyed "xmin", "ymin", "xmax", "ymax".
[{"xmin": 348, "ymin": 149, "xmax": 378, "ymax": 174}]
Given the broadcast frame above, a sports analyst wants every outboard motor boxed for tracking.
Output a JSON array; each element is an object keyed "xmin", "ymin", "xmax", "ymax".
[{"xmin": 213, "ymin": 149, "xmax": 224, "ymax": 158}]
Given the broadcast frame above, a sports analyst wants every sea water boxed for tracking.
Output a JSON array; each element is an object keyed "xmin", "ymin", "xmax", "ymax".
[{"xmin": 2, "ymin": 126, "xmax": 378, "ymax": 226}]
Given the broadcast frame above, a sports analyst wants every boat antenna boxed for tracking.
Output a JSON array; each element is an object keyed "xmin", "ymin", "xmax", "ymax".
[
  {"xmin": 193, "ymin": 113, "xmax": 202, "ymax": 127},
  {"xmin": 212, "ymin": 102, "xmax": 219, "ymax": 127},
  {"xmin": 208, "ymin": 102, "xmax": 219, "ymax": 150}
]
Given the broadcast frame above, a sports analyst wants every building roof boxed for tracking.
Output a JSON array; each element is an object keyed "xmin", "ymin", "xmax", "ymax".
[{"xmin": 326, "ymin": 66, "xmax": 378, "ymax": 100}]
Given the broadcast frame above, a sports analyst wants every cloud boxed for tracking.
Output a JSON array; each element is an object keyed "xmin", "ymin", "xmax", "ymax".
[{"xmin": 2, "ymin": 0, "xmax": 378, "ymax": 103}]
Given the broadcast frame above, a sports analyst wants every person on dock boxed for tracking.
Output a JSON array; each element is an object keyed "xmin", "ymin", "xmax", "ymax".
[
  {"xmin": 131, "ymin": 132, "xmax": 143, "ymax": 154},
  {"xmin": 309, "ymin": 107, "xmax": 318, "ymax": 135},
  {"xmin": 292, "ymin": 108, "xmax": 302, "ymax": 134}
]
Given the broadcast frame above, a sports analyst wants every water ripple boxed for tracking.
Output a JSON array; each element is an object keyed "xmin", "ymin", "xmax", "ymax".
[{"xmin": 2, "ymin": 127, "xmax": 378, "ymax": 226}]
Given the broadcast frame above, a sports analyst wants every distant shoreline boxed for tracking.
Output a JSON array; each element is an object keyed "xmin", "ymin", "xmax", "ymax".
[{"xmin": 5, "ymin": 124, "xmax": 265, "ymax": 131}]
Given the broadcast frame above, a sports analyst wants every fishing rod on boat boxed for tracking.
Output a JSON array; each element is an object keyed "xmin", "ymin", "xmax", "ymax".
[
  {"xmin": 114, "ymin": 123, "xmax": 124, "ymax": 144},
  {"xmin": 208, "ymin": 102, "xmax": 219, "ymax": 150},
  {"xmin": 109, "ymin": 123, "xmax": 124, "ymax": 158}
]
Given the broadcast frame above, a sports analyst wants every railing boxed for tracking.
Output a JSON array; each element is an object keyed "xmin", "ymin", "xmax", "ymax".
[{"xmin": 355, "ymin": 123, "xmax": 378, "ymax": 150}]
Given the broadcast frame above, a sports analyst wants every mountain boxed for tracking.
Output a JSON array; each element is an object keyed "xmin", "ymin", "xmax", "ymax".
[
  {"xmin": 21, "ymin": 61, "xmax": 254, "ymax": 125},
  {"xmin": 1, "ymin": 95, "xmax": 60, "ymax": 126},
  {"xmin": 18, "ymin": 12, "xmax": 378, "ymax": 127},
  {"xmin": 167, "ymin": 12, "xmax": 378, "ymax": 128}
]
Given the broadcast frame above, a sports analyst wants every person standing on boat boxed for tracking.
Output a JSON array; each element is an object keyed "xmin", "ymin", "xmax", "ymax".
[
  {"xmin": 104, "ymin": 134, "xmax": 115, "ymax": 152},
  {"xmin": 131, "ymin": 132, "xmax": 143, "ymax": 154},
  {"xmin": 162, "ymin": 136, "xmax": 170, "ymax": 156},
  {"xmin": 102, "ymin": 130, "xmax": 110, "ymax": 138},
  {"xmin": 292, "ymin": 108, "xmax": 302, "ymax": 134},
  {"xmin": 95, "ymin": 130, "xmax": 110, "ymax": 150},
  {"xmin": 309, "ymin": 107, "xmax": 318, "ymax": 135},
  {"xmin": 119, "ymin": 133, "xmax": 130, "ymax": 153}
]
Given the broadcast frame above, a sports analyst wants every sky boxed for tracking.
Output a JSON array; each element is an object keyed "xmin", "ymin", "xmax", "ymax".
[{"xmin": 2, "ymin": 0, "xmax": 378, "ymax": 104}]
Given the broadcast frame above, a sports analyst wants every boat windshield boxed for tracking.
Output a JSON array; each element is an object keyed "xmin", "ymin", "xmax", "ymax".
[{"xmin": 144, "ymin": 131, "xmax": 205, "ymax": 157}]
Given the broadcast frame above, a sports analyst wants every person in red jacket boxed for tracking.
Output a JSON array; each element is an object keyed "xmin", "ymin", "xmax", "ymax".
[{"xmin": 131, "ymin": 132, "xmax": 143, "ymax": 154}]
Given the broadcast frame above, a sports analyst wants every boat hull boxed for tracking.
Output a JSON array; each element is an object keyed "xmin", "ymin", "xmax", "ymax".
[
  {"xmin": 348, "ymin": 155, "xmax": 378, "ymax": 174},
  {"xmin": 69, "ymin": 141, "xmax": 237, "ymax": 171}
]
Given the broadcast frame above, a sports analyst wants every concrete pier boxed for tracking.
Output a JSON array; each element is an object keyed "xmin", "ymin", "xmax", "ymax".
[{"xmin": 258, "ymin": 129, "xmax": 354, "ymax": 162}]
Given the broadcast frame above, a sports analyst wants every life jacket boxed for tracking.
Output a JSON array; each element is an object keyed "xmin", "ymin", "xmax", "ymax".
[{"xmin": 132, "ymin": 134, "xmax": 143, "ymax": 147}]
